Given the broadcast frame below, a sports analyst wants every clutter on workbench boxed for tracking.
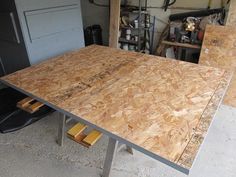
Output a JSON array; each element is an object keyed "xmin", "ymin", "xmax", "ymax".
[
  {"xmin": 157, "ymin": 8, "xmax": 224, "ymax": 63},
  {"xmin": 118, "ymin": 4, "xmax": 155, "ymax": 54}
]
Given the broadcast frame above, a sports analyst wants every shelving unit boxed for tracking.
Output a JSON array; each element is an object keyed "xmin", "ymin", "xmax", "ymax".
[
  {"xmin": 118, "ymin": 0, "xmax": 155, "ymax": 54},
  {"xmin": 119, "ymin": 37, "xmax": 139, "ymax": 45}
]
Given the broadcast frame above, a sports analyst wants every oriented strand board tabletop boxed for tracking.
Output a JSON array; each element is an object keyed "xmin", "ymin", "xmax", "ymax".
[
  {"xmin": 199, "ymin": 25, "xmax": 236, "ymax": 107},
  {"xmin": 0, "ymin": 45, "xmax": 229, "ymax": 173},
  {"xmin": 226, "ymin": 0, "xmax": 236, "ymax": 26}
]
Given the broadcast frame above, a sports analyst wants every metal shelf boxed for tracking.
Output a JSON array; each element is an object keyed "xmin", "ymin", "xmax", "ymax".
[
  {"xmin": 120, "ymin": 24, "xmax": 154, "ymax": 30},
  {"xmin": 121, "ymin": 10, "xmax": 149, "ymax": 15},
  {"xmin": 119, "ymin": 0, "xmax": 155, "ymax": 54}
]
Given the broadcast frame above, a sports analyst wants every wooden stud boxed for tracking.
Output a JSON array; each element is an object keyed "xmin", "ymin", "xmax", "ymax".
[
  {"xmin": 82, "ymin": 130, "xmax": 103, "ymax": 146},
  {"xmin": 71, "ymin": 133, "xmax": 90, "ymax": 148},
  {"xmin": 67, "ymin": 123, "xmax": 87, "ymax": 138},
  {"xmin": 109, "ymin": 0, "xmax": 121, "ymax": 48},
  {"xmin": 27, "ymin": 102, "xmax": 44, "ymax": 113},
  {"xmin": 17, "ymin": 97, "xmax": 34, "ymax": 108},
  {"xmin": 67, "ymin": 123, "xmax": 103, "ymax": 148},
  {"xmin": 17, "ymin": 97, "xmax": 44, "ymax": 114}
]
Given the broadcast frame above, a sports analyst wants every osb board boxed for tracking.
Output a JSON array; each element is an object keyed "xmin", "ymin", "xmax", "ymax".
[
  {"xmin": 226, "ymin": 0, "xmax": 236, "ymax": 26},
  {"xmin": 0, "ymin": 45, "xmax": 227, "ymax": 171},
  {"xmin": 224, "ymin": 73, "xmax": 236, "ymax": 106},
  {"xmin": 199, "ymin": 25, "xmax": 236, "ymax": 108},
  {"xmin": 177, "ymin": 71, "xmax": 232, "ymax": 169}
]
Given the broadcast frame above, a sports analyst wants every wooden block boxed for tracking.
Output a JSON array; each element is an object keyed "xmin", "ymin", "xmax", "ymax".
[
  {"xmin": 82, "ymin": 130, "xmax": 103, "ymax": 146},
  {"xmin": 67, "ymin": 124, "xmax": 102, "ymax": 148},
  {"xmin": 68, "ymin": 133, "xmax": 90, "ymax": 148},
  {"xmin": 74, "ymin": 133, "xmax": 90, "ymax": 148},
  {"xmin": 17, "ymin": 97, "xmax": 34, "ymax": 108},
  {"xmin": 17, "ymin": 97, "xmax": 44, "ymax": 114},
  {"xmin": 27, "ymin": 102, "xmax": 44, "ymax": 113},
  {"xmin": 67, "ymin": 123, "xmax": 87, "ymax": 138}
]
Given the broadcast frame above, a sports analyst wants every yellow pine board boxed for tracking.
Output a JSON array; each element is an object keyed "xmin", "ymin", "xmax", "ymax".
[
  {"xmin": 17, "ymin": 97, "xmax": 34, "ymax": 108},
  {"xmin": 67, "ymin": 123, "xmax": 87, "ymax": 138},
  {"xmin": 67, "ymin": 133, "xmax": 90, "ymax": 148},
  {"xmin": 27, "ymin": 102, "xmax": 44, "ymax": 113},
  {"xmin": 82, "ymin": 130, "xmax": 102, "ymax": 146}
]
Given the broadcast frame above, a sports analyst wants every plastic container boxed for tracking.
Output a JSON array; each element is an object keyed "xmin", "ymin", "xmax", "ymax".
[{"xmin": 84, "ymin": 25, "xmax": 103, "ymax": 46}]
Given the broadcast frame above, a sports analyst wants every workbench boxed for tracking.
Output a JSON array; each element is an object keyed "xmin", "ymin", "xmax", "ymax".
[{"xmin": 0, "ymin": 45, "xmax": 231, "ymax": 176}]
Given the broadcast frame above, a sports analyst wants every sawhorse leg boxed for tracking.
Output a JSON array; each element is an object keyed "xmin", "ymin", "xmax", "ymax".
[
  {"xmin": 57, "ymin": 112, "xmax": 66, "ymax": 146},
  {"xmin": 102, "ymin": 137, "xmax": 118, "ymax": 177}
]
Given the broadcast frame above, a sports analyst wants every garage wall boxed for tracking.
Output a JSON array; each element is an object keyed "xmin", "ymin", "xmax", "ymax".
[{"xmin": 15, "ymin": 0, "xmax": 85, "ymax": 64}]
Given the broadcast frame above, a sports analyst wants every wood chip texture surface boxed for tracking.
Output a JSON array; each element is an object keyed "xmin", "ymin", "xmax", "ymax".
[
  {"xmin": 0, "ymin": 45, "xmax": 228, "ymax": 171},
  {"xmin": 226, "ymin": 0, "xmax": 236, "ymax": 26},
  {"xmin": 199, "ymin": 25, "xmax": 236, "ymax": 107}
]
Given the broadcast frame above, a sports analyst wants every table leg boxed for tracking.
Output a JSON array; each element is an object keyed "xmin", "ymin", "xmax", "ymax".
[
  {"xmin": 102, "ymin": 137, "xmax": 118, "ymax": 177},
  {"xmin": 57, "ymin": 112, "xmax": 66, "ymax": 146}
]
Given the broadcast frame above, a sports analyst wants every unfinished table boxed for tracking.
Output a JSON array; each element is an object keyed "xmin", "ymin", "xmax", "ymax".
[{"xmin": 0, "ymin": 45, "xmax": 231, "ymax": 176}]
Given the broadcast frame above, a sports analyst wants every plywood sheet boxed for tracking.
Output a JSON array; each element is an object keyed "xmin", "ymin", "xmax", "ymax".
[
  {"xmin": 199, "ymin": 25, "xmax": 236, "ymax": 107},
  {"xmin": 0, "ymin": 45, "xmax": 227, "ymax": 171}
]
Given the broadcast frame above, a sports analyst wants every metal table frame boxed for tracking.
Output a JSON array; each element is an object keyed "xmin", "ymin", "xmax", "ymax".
[{"xmin": 57, "ymin": 112, "xmax": 133, "ymax": 177}]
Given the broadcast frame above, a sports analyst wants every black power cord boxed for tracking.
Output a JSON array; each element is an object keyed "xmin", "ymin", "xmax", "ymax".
[{"xmin": 163, "ymin": 0, "xmax": 176, "ymax": 11}]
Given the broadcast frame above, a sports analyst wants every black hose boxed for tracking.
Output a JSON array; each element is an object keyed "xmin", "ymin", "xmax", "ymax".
[
  {"xmin": 163, "ymin": 0, "xmax": 176, "ymax": 11},
  {"xmin": 169, "ymin": 8, "xmax": 224, "ymax": 21}
]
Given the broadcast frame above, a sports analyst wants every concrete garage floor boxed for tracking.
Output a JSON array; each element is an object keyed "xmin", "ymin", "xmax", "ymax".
[{"xmin": 0, "ymin": 105, "xmax": 236, "ymax": 177}]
